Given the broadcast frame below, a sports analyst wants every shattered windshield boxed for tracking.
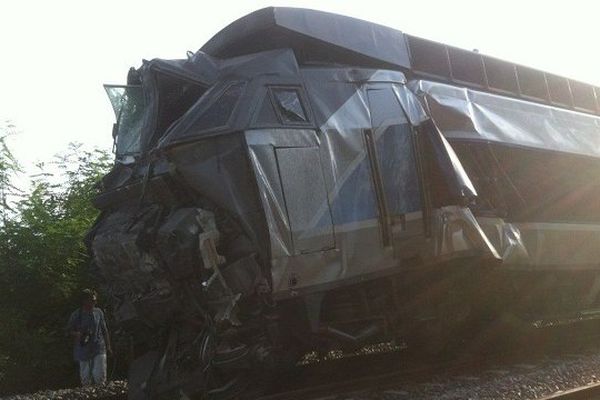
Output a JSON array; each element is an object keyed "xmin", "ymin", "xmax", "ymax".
[{"xmin": 104, "ymin": 85, "xmax": 146, "ymax": 157}]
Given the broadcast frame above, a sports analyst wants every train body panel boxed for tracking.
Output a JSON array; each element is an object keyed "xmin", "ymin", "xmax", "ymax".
[
  {"xmin": 243, "ymin": 67, "xmax": 498, "ymax": 297},
  {"xmin": 417, "ymin": 79, "xmax": 600, "ymax": 272}
]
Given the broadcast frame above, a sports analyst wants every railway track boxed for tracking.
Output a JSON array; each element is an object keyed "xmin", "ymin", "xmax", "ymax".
[
  {"xmin": 258, "ymin": 369, "xmax": 439, "ymax": 400},
  {"xmin": 257, "ymin": 324, "xmax": 600, "ymax": 400},
  {"xmin": 258, "ymin": 358, "xmax": 449, "ymax": 400},
  {"xmin": 8, "ymin": 323, "xmax": 600, "ymax": 400},
  {"xmin": 260, "ymin": 351, "xmax": 600, "ymax": 400},
  {"xmin": 258, "ymin": 346, "xmax": 516, "ymax": 400}
]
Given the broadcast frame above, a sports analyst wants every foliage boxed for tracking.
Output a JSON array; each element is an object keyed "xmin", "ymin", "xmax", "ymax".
[{"xmin": 0, "ymin": 138, "xmax": 112, "ymax": 394}]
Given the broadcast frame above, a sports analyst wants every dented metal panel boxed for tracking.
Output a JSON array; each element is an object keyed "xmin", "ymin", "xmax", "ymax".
[
  {"xmin": 413, "ymin": 79, "xmax": 600, "ymax": 271},
  {"xmin": 413, "ymin": 79, "xmax": 600, "ymax": 159},
  {"xmin": 245, "ymin": 69, "xmax": 499, "ymax": 296}
]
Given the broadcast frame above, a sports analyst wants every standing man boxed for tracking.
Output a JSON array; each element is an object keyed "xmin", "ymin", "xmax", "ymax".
[{"xmin": 66, "ymin": 289, "xmax": 112, "ymax": 386}]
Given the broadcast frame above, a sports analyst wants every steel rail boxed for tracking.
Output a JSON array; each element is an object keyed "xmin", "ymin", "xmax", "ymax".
[
  {"xmin": 539, "ymin": 382, "xmax": 600, "ymax": 400},
  {"xmin": 257, "ymin": 366, "xmax": 426, "ymax": 400}
]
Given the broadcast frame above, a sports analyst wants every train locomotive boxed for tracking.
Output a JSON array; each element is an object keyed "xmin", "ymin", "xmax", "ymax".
[{"xmin": 88, "ymin": 7, "xmax": 600, "ymax": 399}]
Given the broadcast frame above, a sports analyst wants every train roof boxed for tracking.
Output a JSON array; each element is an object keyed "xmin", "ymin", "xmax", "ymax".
[{"xmin": 201, "ymin": 7, "xmax": 600, "ymax": 117}]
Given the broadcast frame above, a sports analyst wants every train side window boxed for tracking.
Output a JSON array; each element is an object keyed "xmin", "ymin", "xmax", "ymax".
[
  {"xmin": 270, "ymin": 87, "xmax": 309, "ymax": 124},
  {"xmin": 191, "ymin": 82, "xmax": 246, "ymax": 132}
]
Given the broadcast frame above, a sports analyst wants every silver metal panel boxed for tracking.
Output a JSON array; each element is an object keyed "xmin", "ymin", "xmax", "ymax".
[
  {"xmin": 247, "ymin": 79, "xmax": 508, "ymax": 298},
  {"xmin": 246, "ymin": 129, "xmax": 319, "ymax": 260},
  {"xmin": 476, "ymin": 217, "xmax": 600, "ymax": 270},
  {"xmin": 517, "ymin": 223, "xmax": 600, "ymax": 269},
  {"xmin": 275, "ymin": 147, "xmax": 335, "ymax": 254},
  {"xmin": 270, "ymin": 218, "xmax": 398, "ymax": 295}
]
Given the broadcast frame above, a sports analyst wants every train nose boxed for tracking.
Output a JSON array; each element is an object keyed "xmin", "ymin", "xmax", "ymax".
[{"xmin": 91, "ymin": 205, "xmax": 264, "ymax": 399}]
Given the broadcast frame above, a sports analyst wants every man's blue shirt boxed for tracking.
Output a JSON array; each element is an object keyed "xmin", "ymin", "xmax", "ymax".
[{"xmin": 66, "ymin": 307, "xmax": 108, "ymax": 361}]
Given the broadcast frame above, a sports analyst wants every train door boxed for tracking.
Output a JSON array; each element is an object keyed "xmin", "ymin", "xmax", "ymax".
[{"xmin": 365, "ymin": 84, "xmax": 424, "ymax": 260}]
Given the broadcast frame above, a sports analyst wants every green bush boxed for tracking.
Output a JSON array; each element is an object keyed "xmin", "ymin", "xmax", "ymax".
[{"xmin": 0, "ymin": 139, "xmax": 112, "ymax": 395}]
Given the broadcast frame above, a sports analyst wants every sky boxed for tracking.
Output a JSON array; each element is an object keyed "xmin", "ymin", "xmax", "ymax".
[{"xmin": 2, "ymin": 0, "xmax": 600, "ymax": 175}]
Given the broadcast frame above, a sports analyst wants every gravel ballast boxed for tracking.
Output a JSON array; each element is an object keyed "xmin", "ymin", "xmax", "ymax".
[
  {"xmin": 1, "ymin": 381, "xmax": 127, "ymax": 400},
  {"xmin": 4, "ymin": 348, "xmax": 600, "ymax": 399},
  {"xmin": 338, "ymin": 349, "xmax": 600, "ymax": 400}
]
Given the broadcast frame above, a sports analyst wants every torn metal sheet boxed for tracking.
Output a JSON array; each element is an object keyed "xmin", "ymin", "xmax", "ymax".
[
  {"xmin": 477, "ymin": 217, "xmax": 530, "ymax": 265},
  {"xmin": 430, "ymin": 206, "xmax": 500, "ymax": 260}
]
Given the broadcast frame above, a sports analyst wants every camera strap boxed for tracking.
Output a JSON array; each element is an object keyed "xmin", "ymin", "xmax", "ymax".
[{"xmin": 77, "ymin": 308, "xmax": 97, "ymax": 335}]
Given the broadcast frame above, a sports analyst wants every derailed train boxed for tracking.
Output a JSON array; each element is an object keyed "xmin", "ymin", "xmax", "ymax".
[{"xmin": 88, "ymin": 7, "xmax": 600, "ymax": 399}]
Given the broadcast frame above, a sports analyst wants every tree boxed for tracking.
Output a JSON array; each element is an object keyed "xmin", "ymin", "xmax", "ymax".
[
  {"xmin": 0, "ymin": 141, "xmax": 112, "ymax": 394},
  {"xmin": 0, "ymin": 120, "xmax": 22, "ymax": 225}
]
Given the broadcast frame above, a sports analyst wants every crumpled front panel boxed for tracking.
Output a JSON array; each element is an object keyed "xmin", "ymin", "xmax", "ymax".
[{"xmin": 159, "ymin": 49, "xmax": 302, "ymax": 147}]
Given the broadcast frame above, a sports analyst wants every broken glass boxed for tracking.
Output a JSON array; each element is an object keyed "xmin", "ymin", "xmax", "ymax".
[
  {"xmin": 272, "ymin": 88, "xmax": 308, "ymax": 123},
  {"xmin": 104, "ymin": 85, "xmax": 146, "ymax": 157}
]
